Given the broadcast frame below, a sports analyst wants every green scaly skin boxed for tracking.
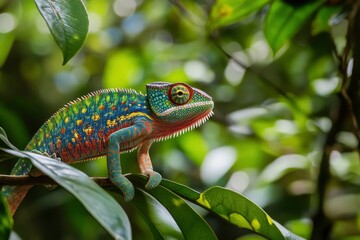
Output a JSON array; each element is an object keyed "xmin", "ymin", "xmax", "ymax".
[{"xmin": 1, "ymin": 82, "xmax": 214, "ymax": 215}]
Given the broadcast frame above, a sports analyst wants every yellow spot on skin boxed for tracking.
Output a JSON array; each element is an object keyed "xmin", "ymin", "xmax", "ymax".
[
  {"xmin": 229, "ymin": 213, "xmax": 252, "ymax": 230},
  {"xmin": 73, "ymin": 106, "xmax": 79, "ymax": 114},
  {"xmin": 92, "ymin": 114, "xmax": 100, "ymax": 121},
  {"xmin": 83, "ymin": 125, "xmax": 94, "ymax": 135},
  {"xmin": 266, "ymin": 214, "xmax": 273, "ymax": 225},
  {"xmin": 71, "ymin": 138, "xmax": 76, "ymax": 143},
  {"xmin": 45, "ymin": 133, "xmax": 50, "ymax": 138},
  {"xmin": 37, "ymin": 141, "xmax": 42, "ymax": 146},
  {"xmin": 251, "ymin": 219, "xmax": 261, "ymax": 231},
  {"xmin": 76, "ymin": 119, "xmax": 83, "ymax": 125},
  {"xmin": 197, "ymin": 193, "xmax": 211, "ymax": 209},
  {"xmin": 64, "ymin": 117, "xmax": 69, "ymax": 123},
  {"xmin": 138, "ymin": 104, "xmax": 141, "ymax": 107},
  {"xmin": 85, "ymin": 98, "xmax": 92, "ymax": 106},
  {"xmin": 73, "ymin": 131, "xmax": 80, "ymax": 139},
  {"xmin": 106, "ymin": 119, "xmax": 118, "ymax": 128},
  {"xmin": 117, "ymin": 112, "xmax": 152, "ymax": 122},
  {"xmin": 81, "ymin": 108, "xmax": 87, "ymax": 114}
]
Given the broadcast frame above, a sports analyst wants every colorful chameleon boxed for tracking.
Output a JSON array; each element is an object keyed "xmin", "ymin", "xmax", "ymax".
[{"xmin": 2, "ymin": 82, "xmax": 214, "ymax": 215}]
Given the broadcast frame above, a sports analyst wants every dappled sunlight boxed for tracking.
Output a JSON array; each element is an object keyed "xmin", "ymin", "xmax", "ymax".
[{"xmin": 200, "ymin": 146, "xmax": 237, "ymax": 185}]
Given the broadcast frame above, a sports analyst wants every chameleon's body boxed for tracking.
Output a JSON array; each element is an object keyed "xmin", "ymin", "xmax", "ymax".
[{"xmin": 2, "ymin": 82, "xmax": 214, "ymax": 215}]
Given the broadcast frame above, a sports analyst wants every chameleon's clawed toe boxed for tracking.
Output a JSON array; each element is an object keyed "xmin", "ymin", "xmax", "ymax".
[
  {"xmin": 145, "ymin": 171, "xmax": 162, "ymax": 190},
  {"xmin": 110, "ymin": 174, "xmax": 135, "ymax": 202},
  {"xmin": 123, "ymin": 188, "xmax": 135, "ymax": 202}
]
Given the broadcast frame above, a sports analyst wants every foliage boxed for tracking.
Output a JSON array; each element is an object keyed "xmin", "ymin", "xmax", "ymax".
[
  {"xmin": 0, "ymin": 128, "xmax": 131, "ymax": 240},
  {"xmin": 1, "ymin": 0, "xmax": 360, "ymax": 239},
  {"xmin": 34, "ymin": 0, "xmax": 88, "ymax": 65},
  {"xmin": 0, "ymin": 193, "xmax": 12, "ymax": 240},
  {"xmin": 0, "ymin": 128, "xmax": 302, "ymax": 239}
]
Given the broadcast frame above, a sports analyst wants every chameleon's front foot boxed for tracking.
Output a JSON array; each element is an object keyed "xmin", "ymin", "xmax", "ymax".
[
  {"xmin": 109, "ymin": 173, "xmax": 135, "ymax": 202},
  {"xmin": 145, "ymin": 171, "xmax": 162, "ymax": 190}
]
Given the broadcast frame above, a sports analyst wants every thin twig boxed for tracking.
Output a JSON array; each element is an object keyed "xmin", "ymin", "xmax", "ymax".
[
  {"xmin": 329, "ymin": 4, "xmax": 360, "ymax": 146},
  {"xmin": 311, "ymin": 2, "xmax": 360, "ymax": 239},
  {"xmin": 210, "ymin": 34, "xmax": 307, "ymax": 115}
]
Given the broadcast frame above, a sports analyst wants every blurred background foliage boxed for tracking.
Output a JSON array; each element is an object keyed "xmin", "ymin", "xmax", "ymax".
[{"xmin": 0, "ymin": 0, "xmax": 360, "ymax": 239}]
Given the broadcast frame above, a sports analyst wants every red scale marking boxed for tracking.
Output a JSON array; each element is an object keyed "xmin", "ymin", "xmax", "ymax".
[
  {"xmin": 85, "ymin": 140, "xmax": 92, "ymax": 156},
  {"xmin": 72, "ymin": 144, "xmax": 81, "ymax": 160},
  {"xmin": 60, "ymin": 148, "xmax": 71, "ymax": 161}
]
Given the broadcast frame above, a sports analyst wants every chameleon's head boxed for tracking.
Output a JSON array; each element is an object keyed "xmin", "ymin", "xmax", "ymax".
[{"xmin": 146, "ymin": 82, "xmax": 214, "ymax": 140}]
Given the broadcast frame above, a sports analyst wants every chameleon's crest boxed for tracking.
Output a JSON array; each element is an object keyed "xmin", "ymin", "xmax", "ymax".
[{"xmin": 146, "ymin": 82, "xmax": 214, "ymax": 141}]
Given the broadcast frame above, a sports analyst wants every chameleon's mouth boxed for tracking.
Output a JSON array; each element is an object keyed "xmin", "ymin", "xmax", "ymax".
[
  {"xmin": 153, "ymin": 109, "xmax": 214, "ymax": 142},
  {"xmin": 158, "ymin": 101, "xmax": 214, "ymax": 117}
]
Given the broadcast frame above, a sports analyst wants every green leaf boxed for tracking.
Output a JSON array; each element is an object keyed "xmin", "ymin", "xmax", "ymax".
[
  {"xmin": 207, "ymin": 0, "xmax": 270, "ymax": 31},
  {"xmin": 34, "ymin": 0, "xmax": 89, "ymax": 64},
  {"xmin": 160, "ymin": 179, "xmax": 200, "ymax": 201},
  {"xmin": 0, "ymin": 135, "xmax": 130, "ymax": 240},
  {"xmin": 311, "ymin": 5, "xmax": 343, "ymax": 35},
  {"xmin": 197, "ymin": 187, "xmax": 305, "ymax": 240},
  {"xmin": 129, "ymin": 174, "xmax": 217, "ymax": 240},
  {"xmin": 159, "ymin": 179, "xmax": 304, "ymax": 240},
  {"xmin": 132, "ymin": 189, "xmax": 184, "ymax": 240},
  {"xmin": 264, "ymin": 0, "xmax": 325, "ymax": 53},
  {"xmin": 0, "ymin": 193, "xmax": 12, "ymax": 240}
]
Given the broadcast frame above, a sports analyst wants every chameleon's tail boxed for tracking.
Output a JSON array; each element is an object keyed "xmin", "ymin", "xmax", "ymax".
[{"xmin": 1, "ymin": 158, "xmax": 33, "ymax": 216}]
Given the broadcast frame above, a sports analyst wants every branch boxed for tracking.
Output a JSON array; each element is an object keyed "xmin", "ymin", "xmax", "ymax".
[
  {"xmin": 329, "ymin": 3, "xmax": 360, "ymax": 146},
  {"xmin": 311, "ymin": 2, "xmax": 360, "ymax": 239},
  {"xmin": 0, "ymin": 174, "xmax": 114, "ymax": 188}
]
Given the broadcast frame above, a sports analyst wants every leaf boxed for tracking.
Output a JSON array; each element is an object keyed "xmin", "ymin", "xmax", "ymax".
[
  {"xmin": 132, "ymin": 189, "xmax": 184, "ymax": 240},
  {"xmin": 311, "ymin": 5, "xmax": 343, "ymax": 35},
  {"xmin": 159, "ymin": 179, "xmax": 304, "ymax": 240},
  {"xmin": 34, "ymin": 0, "xmax": 89, "ymax": 64},
  {"xmin": 207, "ymin": 0, "xmax": 270, "ymax": 31},
  {"xmin": 0, "ymin": 147, "xmax": 131, "ymax": 240},
  {"xmin": 128, "ymin": 174, "xmax": 217, "ymax": 240},
  {"xmin": 264, "ymin": 0, "xmax": 325, "ymax": 53},
  {"xmin": 0, "ymin": 193, "xmax": 12, "ymax": 240}
]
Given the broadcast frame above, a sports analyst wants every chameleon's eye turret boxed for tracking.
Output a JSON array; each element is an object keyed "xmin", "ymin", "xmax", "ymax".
[
  {"xmin": 146, "ymin": 82, "xmax": 213, "ymax": 125},
  {"xmin": 168, "ymin": 84, "xmax": 193, "ymax": 105}
]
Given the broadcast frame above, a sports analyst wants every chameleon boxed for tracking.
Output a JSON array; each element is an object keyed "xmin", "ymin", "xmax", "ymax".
[{"xmin": 1, "ymin": 82, "xmax": 214, "ymax": 215}]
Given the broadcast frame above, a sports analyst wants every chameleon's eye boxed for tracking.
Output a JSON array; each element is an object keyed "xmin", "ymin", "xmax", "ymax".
[{"xmin": 169, "ymin": 84, "xmax": 192, "ymax": 105}]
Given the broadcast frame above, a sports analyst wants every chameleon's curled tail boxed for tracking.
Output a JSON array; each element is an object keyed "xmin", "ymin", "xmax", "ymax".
[{"xmin": 1, "ymin": 158, "xmax": 33, "ymax": 216}]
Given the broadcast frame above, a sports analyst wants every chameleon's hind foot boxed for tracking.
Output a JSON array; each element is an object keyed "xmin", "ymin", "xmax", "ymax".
[
  {"xmin": 145, "ymin": 171, "xmax": 162, "ymax": 190},
  {"xmin": 110, "ymin": 174, "xmax": 135, "ymax": 202}
]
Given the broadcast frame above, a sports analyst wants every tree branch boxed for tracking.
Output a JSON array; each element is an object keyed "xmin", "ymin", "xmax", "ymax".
[
  {"xmin": 311, "ymin": 2, "xmax": 360, "ymax": 239},
  {"xmin": 0, "ymin": 174, "xmax": 114, "ymax": 188}
]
